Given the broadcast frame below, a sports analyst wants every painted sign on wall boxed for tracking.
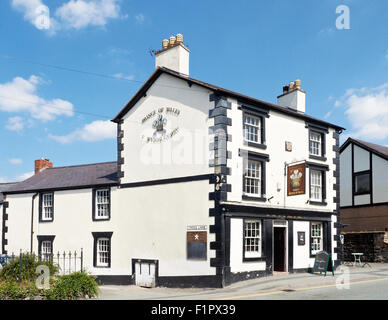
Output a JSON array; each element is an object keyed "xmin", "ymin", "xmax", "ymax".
[
  {"xmin": 298, "ymin": 231, "xmax": 305, "ymax": 246},
  {"xmin": 141, "ymin": 107, "xmax": 180, "ymax": 143},
  {"xmin": 287, "ymin": 163, "xmax": 306, "ymax": 196},
  {"xmin": 187, "ymin": 231, "xmax": 207, "ymax": 260}
]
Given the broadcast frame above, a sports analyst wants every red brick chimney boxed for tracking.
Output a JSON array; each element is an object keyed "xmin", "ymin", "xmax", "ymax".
[{"xmin": 34, "ymin": 159, "xmax": 53, "ymax": 174}]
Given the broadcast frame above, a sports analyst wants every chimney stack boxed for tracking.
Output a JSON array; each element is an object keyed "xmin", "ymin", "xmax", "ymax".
[
  {"xmin": 155, "ymin": 33, "xmax": 190, "ymax": 75},
  {"xmin": 277, "ymin": 79, "xmax": 306, "ymax": 113},
  {"xmin": 35, "ymin": 158, "xmax": 53, "ymax": 174}
]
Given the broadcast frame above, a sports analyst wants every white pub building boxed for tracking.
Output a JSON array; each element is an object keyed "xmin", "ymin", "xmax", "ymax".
[{"xmin": 1, "ymin": 34, "xmax": 344, "ymax": 287}]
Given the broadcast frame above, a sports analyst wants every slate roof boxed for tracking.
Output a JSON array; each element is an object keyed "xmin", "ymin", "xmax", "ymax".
[
  {"xmin": 112, "ymin": 67, "xmax": 345, "ymax": 131},
  {"xmin": 340, "ymin": 138, "xmax": 388, "ymax": 161},
  {"xmin": 4, "ymin": 162, "xmax": 118, "ymax": 194}
]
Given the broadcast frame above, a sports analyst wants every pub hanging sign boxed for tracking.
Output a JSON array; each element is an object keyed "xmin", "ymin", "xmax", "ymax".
[{"xmin": 287, "ymin": 163, "xmax": 306, "ymax": 196}]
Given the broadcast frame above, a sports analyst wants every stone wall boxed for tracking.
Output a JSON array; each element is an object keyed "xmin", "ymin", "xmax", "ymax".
[{"xmin": 343, "ymin": 232, "xmax": 388, "ymax": 262}]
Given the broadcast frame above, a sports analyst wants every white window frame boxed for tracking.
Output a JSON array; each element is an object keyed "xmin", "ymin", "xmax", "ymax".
[
  {"xmin": 244, "ymin": 159, "xmax": 262, "ymax": 196},
  {"xmin": 42, "ymin": 193, "xmax": 53, "ymax": 221},
  {"xmin": 243, "ymin": 114, "xmax": 262, "ymax": 144},
  {"xmin": 311, "ymin": 222, "xmax": 323, "ymax": 255},
  {"xmin": 41, "ymin": 240, "xmax": 52, "ymax": 260},
  {"xmin": 244, "ymin": 220, "xmax": 262, "ymax": 258},
  {"xmin": 309, "ymin": 131, "xmax": 322, "ymax": 156},
  {"xmin": 310, "ymin": 170, "xmax": 322, "ymax": 201},
  {"xmin": 97, "ymin": 238, "xmax": 110, "ymax": 267},
  {"xmin": 95, "ymin": 189, "xmax": 110, "ymax": 219}
]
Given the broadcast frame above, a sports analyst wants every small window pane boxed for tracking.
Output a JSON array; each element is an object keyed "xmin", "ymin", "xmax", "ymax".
[
  {"xmin": 311, "ymin": 222, "xmax": 323, "ymax": 255},
  {"xmin": 244, "ymin": 160, "xmax": 262, "ymax": 196},
  {"xmin": 310, "ymin": 170, "xmax": 322, "ymax": 201},
  {"xmin": 309, "ymin": 131, "xmax": 322, "ymax": 156},
  {"xmin": 355, "ymin": 173, "xmax": 370, "ymax": 194},
  {"xmin": 97, "ymin": 238, "xmax": 110, "ymax": 267},
  {"xmin": 244, "ymin": 220, "xmax": 261, "ymax": 258},
  {"xmin": 96, "ymin": 189, "xmax": 110, "ymax": 219},
  {"xmin": 42, "ymin": 194, "xmax": 53, "ymax": 220},
  {"xmin": 244, "ymin": 115, "xmax": 262, "ymax": 143}
]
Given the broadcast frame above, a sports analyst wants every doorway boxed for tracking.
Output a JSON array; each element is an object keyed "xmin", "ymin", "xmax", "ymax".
[{"xmin": 274, "ymin": 227, "xmax": 286, "ymax": 272}]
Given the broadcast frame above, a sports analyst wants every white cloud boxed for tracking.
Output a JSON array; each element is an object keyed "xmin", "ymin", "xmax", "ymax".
[
  {"xmin": 335, "ymin": 83, "xmax": 388, "ymax": 140},
  {"xmin": 0, "ymin": 177, "xmax": 7, "ymax": 183},
  {"xmin": 16, "ymin": 171, "xmax": 34, "ymax": 181},
  {"xmin": 0, "ymin": 75, "xmax": 74, "ymax": 124},
  {"xmin": 6, "ymin": 116, "xmax": 25, "ymax": 132},
  {"xmin": 135, "ymin": 13, "xmax": 144, "ymax": 24},
  {"xmin": 324, "ymin": 111, "xmax": 332, "ymax": 119},
  {"xmin": 55, "ymin": 0, "xmax": 120, "ymax": 30},
  {"xmin": 9, "ymin": 158, "xmax": 23, "ymax": 165},
  {"xmin": 11, "ymin": 0, "xmax": 121, "ymax": 33},
  {"xmin": 49, "ymin": 120, "xmax": 116, "ymax": 144},
  {"xmin": 113, "ymin": 73, "xmax": 135, "ymax": 81}
]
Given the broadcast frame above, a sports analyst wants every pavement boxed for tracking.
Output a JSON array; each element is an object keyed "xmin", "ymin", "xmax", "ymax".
[{"xmin": 97, "ymin": 263, "xmax": 388, "ymax": 300}]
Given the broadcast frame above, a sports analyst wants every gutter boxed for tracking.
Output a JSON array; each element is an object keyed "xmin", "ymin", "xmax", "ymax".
[{"xmin": 30, "ymin": 193, "xmax": 38, "ymax": 253}]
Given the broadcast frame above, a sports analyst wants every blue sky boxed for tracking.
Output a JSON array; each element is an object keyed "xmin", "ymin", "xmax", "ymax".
[{"xmin": 1, "ymin": 0, "xmax": 387, "ymax": 182}]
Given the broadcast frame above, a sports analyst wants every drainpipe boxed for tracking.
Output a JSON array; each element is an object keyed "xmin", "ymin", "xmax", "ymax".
[{"xmin": 31, "ymin": 193, "xmax": 38, "ymax": 253}]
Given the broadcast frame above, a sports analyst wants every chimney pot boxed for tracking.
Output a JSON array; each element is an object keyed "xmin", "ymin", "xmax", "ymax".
[
  {"xmin": 283, "ymin": 85, "xmax": 289, "ymax": 94},
  {"xmin": 169, "ymin": 36, "xmax": 176, "ymax": 47},
  {"xmin": 162, "ymin": 39, "xmax": 169, "ymax": 49},
  {"xmin": 34, "ymin": 158, "xmax": 53, "ymax": 175},
  {"xmin": 176, "ymin": 33, "xmax": 183, "ymax": 44},
  {"xmin": 289, "ymin": 81, "xmax": 295, "ymax": 90},
  {"xmin": 295, "ymin": 79, "xmax": 301, "ymax": 89}
]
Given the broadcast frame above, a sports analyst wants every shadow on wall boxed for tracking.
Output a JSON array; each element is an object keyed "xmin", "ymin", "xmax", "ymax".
[{"xmin": 343, "ymin": 232, "xmax": 388, "ymax": 262}]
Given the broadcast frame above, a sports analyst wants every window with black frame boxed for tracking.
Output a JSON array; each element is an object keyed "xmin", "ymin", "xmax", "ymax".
[{"xmin": 354, "ymin": 171, "xmax": 371, "ymax": 195}]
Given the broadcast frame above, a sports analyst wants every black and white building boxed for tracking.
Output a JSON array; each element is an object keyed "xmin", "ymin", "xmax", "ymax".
[{"xmin": 2, "ymin": 34, "xmax": 344, "ymax": 287}]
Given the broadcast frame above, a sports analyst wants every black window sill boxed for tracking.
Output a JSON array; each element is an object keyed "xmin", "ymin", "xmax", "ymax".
[
  {"xmin": 243, "ymin": 256, "xmax": 266, "ymax": 262},
  {"xmin": 309, "ymin": 201, "xmax": 327, "ymax": 206},
  {"xmin": 39, "ymin": 219, "xmax": 54, "ymax": 223},
  {"xmin": 245, "ymin": 141, "xmax": 267, "ymax": 150},
  {"xmin": 309, "ymin": 155, "xmax": 327, "ymax": 162},
  {"xmin": 242, "ymin": 195, "xmax": 267, "ymax": 202}
]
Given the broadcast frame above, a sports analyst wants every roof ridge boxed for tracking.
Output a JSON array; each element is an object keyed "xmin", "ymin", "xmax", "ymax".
[{"xmin": 46, "ymin": 161, "xmax": 117, "ymax": 170}]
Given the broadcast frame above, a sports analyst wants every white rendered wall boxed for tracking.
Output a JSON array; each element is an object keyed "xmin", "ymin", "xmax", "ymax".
[
  {"xmin": 229, "ymin": 218, "xmax": 266, "ymax": 273},
  {"xmin": 121, "ymin": 73, "xmax": 213, "ymax": 184},
  {"xmin": 116, "ymin": 180, "xmax": 215, "ymax": 277},
  {"xmin": 292, "ymin": 221, "xmax": 312, "ymax": 269},
  {"xmin": 340, "ymin": 144, "xmax": 352, "ymax": 207},
  {"xmin": 354, "ymin": 145, "xmax": 370, "ymax": 172},
  {"xmin": 277, "ymin": 90, "xmax": 306, "ymax": 113},
  {"xmin": 155, "ymin": 45, "xmax": 190, "ymax": 75},
  {"xmin": 372, "ymin": 154, "xmax": 388, "ymax": 204},
  {"xmin": 227, "ymin": 97, "xmax": 337, "ymax": 213}
]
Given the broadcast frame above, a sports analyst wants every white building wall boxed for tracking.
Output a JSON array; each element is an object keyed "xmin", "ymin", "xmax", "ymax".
[
  {"xmin": 230, "ymin": 218, "xmax": 266, "ymax": 273},
  {"xmin": 372, "ymin": 154, "xmax": 388, "ymax": 204},
  {"xmin": 353, "ymin": 145, "xmax": 370, "ymax": 172},
  {"xmin": 227, "ymin": 98, "xmax": 337, "ymax": 212},
  {"xmin": 292, "ymin": 221, "xmax": 313, "ymax": 269},
  {"xmin": 340, "ymin": 144, "xmax": 352, "ymax": 207},
  {"xmin": 116, "ymin": 180, "xmax": 215, "ymax": 277},
  {"xmin": 120, "ymin": 73, "xmax": 213, "ymax": 184}
]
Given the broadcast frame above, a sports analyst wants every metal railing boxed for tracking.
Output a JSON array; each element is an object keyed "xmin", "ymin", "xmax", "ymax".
[{"xmin": 0, "ymin": 249, "xmax": 84, "ymax": 277}]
